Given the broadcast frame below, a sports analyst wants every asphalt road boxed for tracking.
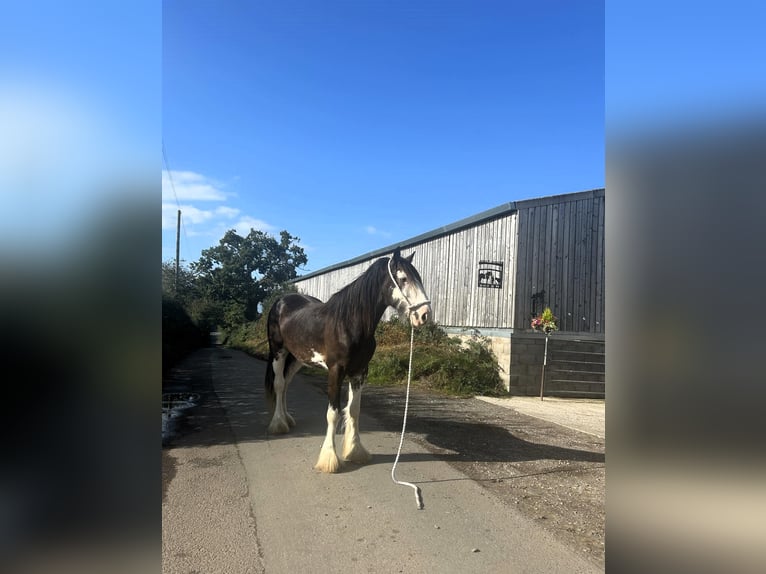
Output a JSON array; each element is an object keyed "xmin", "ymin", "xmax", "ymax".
[{"xmin": 162, "ymin": 347, "xmax": 601, "ymax": 573}]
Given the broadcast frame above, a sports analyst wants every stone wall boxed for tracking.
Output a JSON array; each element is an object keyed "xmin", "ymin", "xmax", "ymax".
[
  {"xmin": 508, "ymin": 334, "xmax": 549, "ymax": 395},
  {"xmin": 450, "ymin": 332, "xmax": 512, "ymax": 392},
  {"xmin": 486, "ymin": 334, "xmax": 511, "ymax": 391}
]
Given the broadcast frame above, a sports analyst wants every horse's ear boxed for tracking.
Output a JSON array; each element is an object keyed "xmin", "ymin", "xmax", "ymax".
[
  {"xmin": 393, "ymin": 247, "xmax": 401, "ymax": 260},
  {"xmin": 405, "ymin": 252, "xmax": 414, "ymax": 263}
]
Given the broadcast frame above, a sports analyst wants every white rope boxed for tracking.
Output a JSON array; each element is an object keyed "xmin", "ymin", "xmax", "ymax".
[{"xmin": 390, "ymin": 324, "xmax": 424, "ymax": 510}]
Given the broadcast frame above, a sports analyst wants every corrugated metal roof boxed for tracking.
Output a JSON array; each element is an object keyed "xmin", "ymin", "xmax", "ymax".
[{"xmin": 294, "ymin": 187, "xmax": 604, "ymax": 281}]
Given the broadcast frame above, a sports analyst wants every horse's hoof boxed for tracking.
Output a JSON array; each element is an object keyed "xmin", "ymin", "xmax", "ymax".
[
  {"xmin": 268, "ymin": 418, "xmax": 291, "ymax": 434},
  {"xmin": 342, "ymin": 442, "xmax": 372, "ymax": 464},
  {"xmin": 314, "ymin": 449, "xmax": 341, "ymax": 473}
]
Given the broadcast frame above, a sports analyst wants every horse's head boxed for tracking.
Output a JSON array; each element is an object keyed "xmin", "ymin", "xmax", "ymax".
[{"xmin": 387, "ymin": 248, "xmax": 432, "ymax": 327}]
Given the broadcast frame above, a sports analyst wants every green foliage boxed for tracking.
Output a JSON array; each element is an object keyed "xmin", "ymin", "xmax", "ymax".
[
  {"xmin": 190, "ymin": 229, "xmax": 307, "ymax": 330},
  {"xmin": 162, "ymin": 294, "xmax": 208, "ymax": 374},
  {"xmin": 367, "ymin": 318, "xmax": 503, "ymax": 397},
  {"xmin": 161, "ymin": 260, "xmax": 197, "ymax": 302},
  {"xmin": 162, "ymin": 260, "xmax": 220, "ymax": 332},
  {"xmin": 375, "ymin": 315, "xmax": 453, "ymax": 347},
  {"xmin": 373, "ymin": 316, "xmax": 412, "ymax": 347}
]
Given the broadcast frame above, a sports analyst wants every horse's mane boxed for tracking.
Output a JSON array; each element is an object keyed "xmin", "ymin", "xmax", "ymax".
[{"xmin": 323, "ymin": 257, "xmax": 390, "ymax": 336}]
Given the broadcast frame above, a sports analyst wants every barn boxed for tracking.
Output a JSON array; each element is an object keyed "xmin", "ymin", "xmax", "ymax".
[{"xmin": 293, "ymin": 188, "xmax": 605, "ymax": 396}]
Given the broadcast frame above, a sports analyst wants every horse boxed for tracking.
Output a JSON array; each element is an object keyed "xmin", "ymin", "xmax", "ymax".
[{"xmin": 264, "ymin": 248, "xmax": 432, "ymax": 473}]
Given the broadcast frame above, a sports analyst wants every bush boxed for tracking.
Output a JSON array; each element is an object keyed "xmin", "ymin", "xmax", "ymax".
[
  {"xmin": 367, "ymin": 318, "xmax": 503, "ymax": 397},
  {"xmin": 227, "ymin": 321, "xmax": 267, "ymax": 358},
  {"xmin": 162, "ymin": 295, "xmax": 208, "ymax": 374},
  {"xmin": 375, "ymin": 315, "xmax": 455, "ymax": 346}
]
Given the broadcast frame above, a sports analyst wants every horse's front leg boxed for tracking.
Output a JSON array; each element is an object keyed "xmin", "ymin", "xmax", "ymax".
[
  {"xmin": 315, "ymin": 364, "xmax": 344, "ymax": 473},
  {"xmin": 342, "ymin": 374, "xmax": 371, "ymax": 464}
]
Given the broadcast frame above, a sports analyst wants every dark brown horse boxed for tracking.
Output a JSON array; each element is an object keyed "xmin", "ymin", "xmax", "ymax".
[{"xmin": 265, "ymin": 248, "xmax": 432, "ymax": 472}]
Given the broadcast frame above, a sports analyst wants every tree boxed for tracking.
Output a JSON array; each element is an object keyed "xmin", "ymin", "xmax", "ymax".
[
  {"xmin": 190, "ymin": 229, "xmax": 307, "ymax": 328},
  {"xmin": 161, "ymin": 260, "xmax": 197, "ymax": 301},
  {"xmin": 161, "ymin": 260, "xmax": 222, "ymax": 331}
]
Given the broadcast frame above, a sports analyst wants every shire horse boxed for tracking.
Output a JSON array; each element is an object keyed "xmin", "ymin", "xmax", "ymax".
[{"xmin": 265, "ymin": 248, "xmax": 432, "ymax": 473}]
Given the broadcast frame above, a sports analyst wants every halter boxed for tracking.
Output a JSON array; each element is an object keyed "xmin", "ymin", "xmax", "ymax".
[{"xmin": 387, "ymin": 257, "xmax": 431, "ymax": 314}]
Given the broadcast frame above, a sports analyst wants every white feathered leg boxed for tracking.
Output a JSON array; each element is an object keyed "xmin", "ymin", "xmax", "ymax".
[
  {"xmin": 315, "ymin": 403, "xmax": 341, "ymax": 473},
  {"xmin": 342, "ymin": 384, "xmax": 371, "ymax": 463}
]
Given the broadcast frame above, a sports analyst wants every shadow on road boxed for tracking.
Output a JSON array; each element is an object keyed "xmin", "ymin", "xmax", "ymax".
[{"xmin": 363, "ymin": 418, "xmax": 604, "ymax": 467}]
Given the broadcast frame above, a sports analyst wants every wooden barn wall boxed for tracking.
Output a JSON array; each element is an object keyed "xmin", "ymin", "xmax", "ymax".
[
  {"xmin": 438, "ymin": 214, "xmax": 518, "ymax": 328},
  {"xmin": 292, "ymin": 260, "xmax": 371, "ymax": 305},
  {"xmin": 513, "ymin": 191, "xmax": 605, "ymax": 334},
  {"xmin": 292, "ymin": 213, "xmax": 519, "ymax": 329}
]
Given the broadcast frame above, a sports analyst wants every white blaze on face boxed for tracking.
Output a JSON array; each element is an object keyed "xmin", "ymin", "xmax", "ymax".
[{"xmin": 395, "ymin": 269, "xmax": 432, "ymax": 327}]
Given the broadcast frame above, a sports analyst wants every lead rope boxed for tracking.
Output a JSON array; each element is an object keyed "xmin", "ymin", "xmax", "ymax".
[
  {"xmin": 390, "ymin": 323, "xmax": 424, "ymax": 509},
  {"xmin": 387, "ymin": 257, "xmax": 426, "ymax": 509}
]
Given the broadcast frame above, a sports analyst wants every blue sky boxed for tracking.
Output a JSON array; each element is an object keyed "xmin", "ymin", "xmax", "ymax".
[{"xmin": 162, "ymin": 1, "xmax": 604, "ymax": 273}]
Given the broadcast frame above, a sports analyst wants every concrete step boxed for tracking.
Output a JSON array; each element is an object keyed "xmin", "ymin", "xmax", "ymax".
[
  {"xmin": 548, "ymin": 369, "xmax": 605, "ymax": 383},
  {"xmin": 550, "ymin": 350, "xmax": 605, "ymax": 363},
  {"xmin": 544, "ymin": 379, "xmax": 605, "ymax": 398},
  {"xmin": 548, "ymin": 340, "xmax": 605, "ymax": 355}
]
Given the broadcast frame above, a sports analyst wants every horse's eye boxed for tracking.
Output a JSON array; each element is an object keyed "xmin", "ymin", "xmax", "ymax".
[{"xmin": 401, "ymin": 277, "xmax": 408, "ymax": 285}]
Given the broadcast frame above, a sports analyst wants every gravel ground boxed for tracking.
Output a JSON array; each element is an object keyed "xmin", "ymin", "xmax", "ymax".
[{"xmin": 476, "ymin": 395, "xmax": 605, "ymax": 439}]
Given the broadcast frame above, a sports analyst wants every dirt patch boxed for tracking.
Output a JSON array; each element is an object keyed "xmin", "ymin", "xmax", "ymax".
[{"xmin": 359, "ymin": 387, "xmax": 606, "ymax": 568}]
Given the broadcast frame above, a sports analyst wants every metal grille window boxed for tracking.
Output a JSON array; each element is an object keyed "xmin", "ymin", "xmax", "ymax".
[{"xmin": 477, "ymin": 261, "xmax": 503, "ymax": 289}]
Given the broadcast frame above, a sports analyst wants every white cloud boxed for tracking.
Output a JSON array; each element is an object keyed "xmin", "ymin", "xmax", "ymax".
[
  {"xmin": 162, "ymin": 170, "xmax": 227, "ymax": 201},
  {"xmin": 215, "ymin": 206, "xmax": 240, "ymax": 218},
  {"xmin": 365, "ymin": 225, "xmax": 391, "ymax": 237},
  {"xmin": 233, "ymin": 216, "xmax": 277, "ymax": 236},
  {"xmin": 162, "ymin": 169, "xmax": 283, "ymax": 262},
  {"xmin": 162, "ymin": 202, "xmax": 220, "ymax": 229}
]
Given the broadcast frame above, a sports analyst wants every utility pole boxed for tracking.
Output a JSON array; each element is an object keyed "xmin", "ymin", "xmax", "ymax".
[{"xmin": 175, "ymin": 209, "xmax": 181, "ymax": 295}]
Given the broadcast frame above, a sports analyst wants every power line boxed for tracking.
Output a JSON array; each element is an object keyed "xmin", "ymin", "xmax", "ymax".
[
  {"xmin": 162, "ymin": 140, "xmax": 191, "ymax": 264},
  {"xmin": 162, "ymin": 140, "xmax": 181, "ymax": 209}
]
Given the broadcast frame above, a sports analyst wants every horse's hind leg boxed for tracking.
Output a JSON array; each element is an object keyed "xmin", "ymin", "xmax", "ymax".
[
  {"xmin": 267, "ymin": 349, "xmax": 292, "ymax": 434},
  {"xmin": 342, "ymin": 377, "xmax": 372, "ymax": 464},
  {"xmin": 265, "ymin": 352, "xmax": 277, "ymax": 417},
  {"xmin": 282, "ymin": 353, "xmax": 302, "ymax": 428}
]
